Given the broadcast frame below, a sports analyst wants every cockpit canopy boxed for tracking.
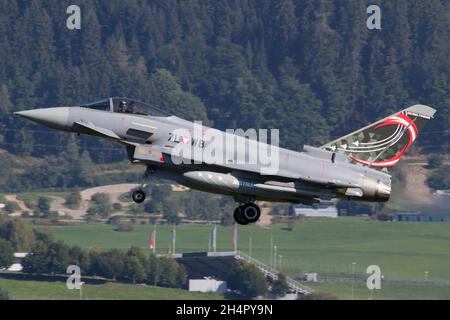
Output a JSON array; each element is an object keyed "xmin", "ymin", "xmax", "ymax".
[{"xmin": 80, "ymin": 98, "xmax": 170, "ymax": 117}]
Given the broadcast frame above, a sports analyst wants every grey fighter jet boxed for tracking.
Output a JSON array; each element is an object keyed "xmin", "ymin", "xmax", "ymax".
[{"xmin": 15, "ymin": 98, "xmax": 436, "ymax": 225}]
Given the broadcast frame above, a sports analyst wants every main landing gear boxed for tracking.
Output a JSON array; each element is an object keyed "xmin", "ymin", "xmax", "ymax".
[
  {"xmin": 132, "ymin": 168, "xmax": 152, "ymax": 203},
  {"xmin": 233, "ymin": 202, "xmax": 261, "ymax": 225}
]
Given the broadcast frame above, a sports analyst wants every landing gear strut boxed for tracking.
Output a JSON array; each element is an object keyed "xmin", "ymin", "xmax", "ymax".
[
  {"xmin": 233, "ymin": 202, "xmax": 261, "ymax": 225},
  {"xmin": 132, "ymin": 167, "xmax": 152, "ymax": 203}
]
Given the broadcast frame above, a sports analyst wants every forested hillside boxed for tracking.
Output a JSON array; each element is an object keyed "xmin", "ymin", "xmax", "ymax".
[{"xmin": 0, "ymin": 0, "xmax": 448, "ymax": 191}]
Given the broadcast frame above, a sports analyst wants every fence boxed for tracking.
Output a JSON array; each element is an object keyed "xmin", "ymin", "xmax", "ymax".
[{"xmin": 235, "ymin": 251, "xmax": 313, "ymax": 295}]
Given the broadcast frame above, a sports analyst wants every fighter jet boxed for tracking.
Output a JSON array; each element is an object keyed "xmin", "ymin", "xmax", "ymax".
[{"xmin": 15, "ymin": 98, "xmax": 436, "ymax": 224}]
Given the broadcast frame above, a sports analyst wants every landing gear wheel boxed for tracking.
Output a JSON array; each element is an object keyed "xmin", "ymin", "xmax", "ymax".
[
  {"xmin": 233, "ymin": 203, "xmax": 261, "ymax": 225},
  {"xmin": 233, "ymin": 206, "xmax": 249, "ymax": 225},
  {"xmin": 241, "ymin": 203, "xmax": 261, "ymax": 223},
  {"xmin": 132, "ymin": 190, "xmax": 146, "ymax": 203}
]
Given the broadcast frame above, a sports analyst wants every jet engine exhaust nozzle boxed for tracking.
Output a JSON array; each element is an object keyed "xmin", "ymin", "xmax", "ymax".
[
  {"xmin": 376, "ymin": 180, "xmax": 391, "ymax": 201},
  {"xmin": 361, "ymin": 177, "xmax": 391, "ymax": 202}
]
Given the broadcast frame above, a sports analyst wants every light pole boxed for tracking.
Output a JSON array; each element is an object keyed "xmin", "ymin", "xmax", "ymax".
[
  {"xmin": 273, "ymin": 245, "xmax": 278, "ymax": 269},
  {"xmin": 351, "ymin": 262, "xmax": 357, "ymax": 300},
  {"xmin": 269, "ymin": 234, "xmax": 273, "ymax": 268},
  {"xmin": 79, "ymin": 281, "xmax": 85, "ymax": 300},
  {"xmin": 172, "ymin": 223, "xmax": 176, "ymax": 255}
]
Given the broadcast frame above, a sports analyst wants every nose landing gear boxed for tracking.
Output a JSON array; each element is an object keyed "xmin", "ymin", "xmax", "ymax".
[
  {"xmin": 233, "ymin": 202, "xmax": 261, "ymax": 225},
  {"xmin": 132, "ymin": 190, "xmax": 146, "ymax": 203},
  {"xmin": 132, "ymin": 167, "xmax": 152, "ymax": 203}
]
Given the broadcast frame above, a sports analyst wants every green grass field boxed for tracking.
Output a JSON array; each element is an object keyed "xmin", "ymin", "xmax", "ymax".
[
  {"xmin": 308, "ymin": 282, "xmax": 450, "ymax": 300},
  {"xmin": 2, "ymin": 276, "xmax": 449, "ymax": 300},
  {"xmin": 0, "ymin": 277, "xmax": 224, "ymax": 300},
  {"xmin": 37, "ymin": 217, "xmax": 450, "ymax": 282}
]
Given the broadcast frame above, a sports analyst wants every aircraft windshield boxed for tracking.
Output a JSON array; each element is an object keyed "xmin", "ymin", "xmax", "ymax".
[
  {"xmin": 111, "ymin": 98, "xmax": 169, "ymax": 117},
  {"xmin": 80, "ymin": 99, "xmax": 111, "ymax": 111}
]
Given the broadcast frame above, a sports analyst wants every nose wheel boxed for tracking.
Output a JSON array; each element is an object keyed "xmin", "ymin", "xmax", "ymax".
[
  {"xmin": 233, "ymin": 203, "xmax": 261, "ymax": 225},
  {"xmin": 132, "ymin": 190, "xmax": 146, "ymax": 203}
]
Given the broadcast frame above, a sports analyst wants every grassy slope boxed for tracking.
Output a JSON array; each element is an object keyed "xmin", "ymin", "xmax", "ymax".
[
  {"xmin": 37, "ymin": 218, "xmax": 450, "ymax": 281},
  {"xmin": 0, "ymin": 278, "xmax": 223, "ymax": 300}
]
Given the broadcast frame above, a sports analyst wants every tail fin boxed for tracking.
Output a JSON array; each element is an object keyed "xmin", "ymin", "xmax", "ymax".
[{"xmin": 322, "ymin": 105, "xmax": 436, "ymax": 168}]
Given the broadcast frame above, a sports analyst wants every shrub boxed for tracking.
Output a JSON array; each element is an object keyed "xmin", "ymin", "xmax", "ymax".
[
  {"xmin": 21, "ymin": 211, "xmax": 31, "ymax": 218},
  {"xmin": 157, "ymin": 257, "xmax": 187, "ymax": 288},
  {"xmin": 37, "ymin": 197, "xmax": 51, "ymax": 215},
  {"xmin": 0, "ymin": 239, "xmax": 14, "ymax": 268},
  {"xmin": 91, "ymin": 193, "xmax": 111, "ymax": 206},
  {"xmin": 89, "ymin": 249, "xmax": 125, "ymax": 280},
  {"xmin": 4, "ymin": 201, "xmax": 20, "ymax": 214},
  {"xmin": 23, "ymin": 199, "xmax": 36, "ymax": 211},
  {"xmin": 0, "ymin": 216, "xmax": 36, "ymax": 251},
  {"xmin": 271, "ymin": 273, "xmax": 289, "ymax": 296},
  {"xmin": 89, "ymin": 193, "xmax": 113, "ymax": 217},
  {"xmin": 115, "ymin": 221, "xmax": 135, "ymax": 232},
  {"xmin": 427, "ymin": 156, "xmax": 443, "ymax": 169},
  {"xmin": 112, "ymin": 203, "xmax": 122, "ymax": 212},
  {"xmin": 64, "ymin": 192, "xmax": 81, "ymax": 209},
  {"xmin": 227, "ymin": 261, "xmax": 267, "ymax": 298}
]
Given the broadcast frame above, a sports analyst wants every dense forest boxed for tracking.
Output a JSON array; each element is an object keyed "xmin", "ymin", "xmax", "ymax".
[{"xmin": 0, "ymin": 0, "xmax": 448, "ymax": 191}]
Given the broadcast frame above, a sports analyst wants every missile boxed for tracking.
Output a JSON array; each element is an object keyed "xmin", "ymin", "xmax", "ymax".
[{"xmin": 182, "ymin": 171, "xmax": 240, "ymax": 195}]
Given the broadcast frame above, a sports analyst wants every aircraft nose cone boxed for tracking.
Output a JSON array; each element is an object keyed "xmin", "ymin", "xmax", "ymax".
[{"xmin": 15, "ymin": 107, "xmax": 70, "ymax": 130}]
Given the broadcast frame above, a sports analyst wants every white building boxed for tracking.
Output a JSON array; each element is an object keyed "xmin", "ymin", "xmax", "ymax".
[
  {"xmin": 289, "ymin": 202, "xmax": 338, "ymax": 218},
  {"xmin": 304, "ymin": 273, "xmax": 318, "ymax": 282},
  {"xmin": 434, "ymin": 189, "xmax": 450, "ymax": 196},
  {"xmin": 6, "ymin": 252, "xmax": 28, "ymax": 272},
  {"xmin": 188, "ymin": 278, "xmax": 227, "ymax": 293}
]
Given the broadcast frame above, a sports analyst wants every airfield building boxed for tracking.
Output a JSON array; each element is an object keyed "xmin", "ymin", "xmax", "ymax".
[
  {"xmin": 171, "ymin": 251, "xmax": 312, "ymax": 296},
  {"xmin": 288, "ymin": 203, "xmax": 338, "ymax": 218}
]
